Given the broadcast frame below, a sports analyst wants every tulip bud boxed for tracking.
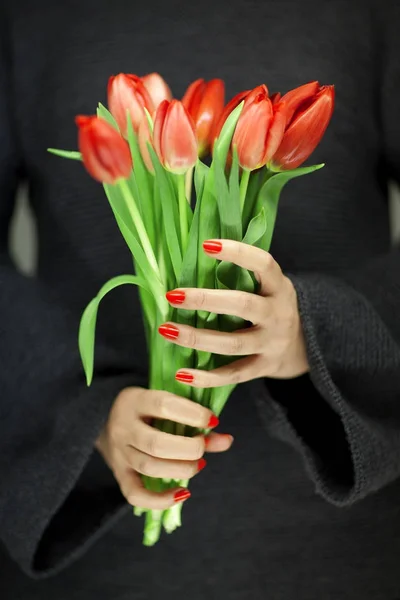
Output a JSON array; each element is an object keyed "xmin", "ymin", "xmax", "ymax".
[
  {"xmin": 75, "ymin": 115, "xmax": 132, "ymax": 184},
  {"xmin": 141, "ymin": 72, "xmax": 173, "ymax": 109},
  {"xmin": 108, "ymin": 73, "xmax": 154, "ymax": 136},
  {"xmin": 271, "ymin": 84, "xmax": 335, "ymax": 170},
  {"xmin": 232, "ymin": 85, "xmax": 287, "ymax": 171},
  {"xmin": 182, "ymin": 78, "xmax": 225, "ymax": 156},
  {"xmin": 153, "ymin": 99, "xmax": 197, "ymax": 174}
]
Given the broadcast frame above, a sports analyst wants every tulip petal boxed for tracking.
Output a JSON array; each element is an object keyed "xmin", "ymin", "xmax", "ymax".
[
  {"xmin": 272, "ymin": 86, "xmax": 334, "ymax": 170},
  {"xmin": 141, "ymin": 72, "xmax": 172, "ymax": 109},
  {"xmin": 182, "ymin": 79, "xmax": 205, "ymax": 115},
  {"xmin": 161, "ymin": 100, "xmax": 197, "ymax": 174},
  {"xmin": 153, "ymin": 99, "xmax": 170, "ymax": 164},
  {"xmin": 281, "ymin": 81, "xmax": 320, "ymax": 126},
  {"xmin": 264, "ymin": 101, "xmax": 287, "ymax": 164},
  {"xmin": 76, "ymin": 116, "xmax": 132, "ymax": 184},
  {"xmin": 195, "ymin": 79, "xmax": 225, "ymax": 154},
  {"xmin": 233, "ymin": 91, "xmax": 273, "ymax": 171}
]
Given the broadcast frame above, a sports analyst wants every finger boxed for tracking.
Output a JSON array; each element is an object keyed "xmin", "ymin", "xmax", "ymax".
[
  {"xmin": 159, "ymin": 322, "xmax": 264, "ymax": 356},
  {"xmin": 176, "ymin": 355, "xmax": 266, "ymax": 388},
  {"xmin": 203, "ymin": 239, "xmax": 283, "ymax": 296},
  {"xmin": 123, "ymin": 446, "xmax": 206, "ymax": 480},
  {"xmin": 114, "ymin": 456, "xmax": 191, "ymax": 510},
  {"xmin": 204, "ymin": 432, "xmax": 234, "ymax": 453},
  {"xmin": 136, "ymin": 389, "xmax": 219, "ymax": 430},
  {"xmin": 131, "ymin": 419, "xmax": 205, "ymax": 460},
  {"xmin": 166, "ymin": 287, "xmax": 268, "ymax": 324}
]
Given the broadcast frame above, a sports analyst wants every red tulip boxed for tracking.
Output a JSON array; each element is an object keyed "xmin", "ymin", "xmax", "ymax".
[
  {"xmin": 153, "ymin": 99, "xmax": 197, "ymax": 174},
  {"xmin": 75, "ymin": 115, "xmax": 132, "ymax": 184},
  {"xmin": 272, "ymin": 84, "xmax": 335, "ymax": 170},
  {"xmin": 141, "ymin": 72, "xmax": 172, "ymax": 109},
  {"xmin": 182, "ymin": 78, "xmax": 225, "ymax": 155},
  {"xmin": 108, "ymin": 73, "xmax": 154, "ymax": 136},
  {"xmin": 232, "ymin": 85, "xmax": 287, "ymax": 171}
]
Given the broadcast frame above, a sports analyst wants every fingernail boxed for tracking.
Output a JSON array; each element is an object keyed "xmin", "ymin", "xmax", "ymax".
[
  {"xmin": 174, "ymin": 489, "xmax": 191, "ymax": 503},
  {"xmin": 166, "ymin": 290, "xmax": 186, "ymax": 305},
  {"xmin": 158, "ymin": 324, "xmax": 179, "ymax": 340},
  {"xmin": 198, "ymin": 458, "xmax": 207, "ymax": 472},
  {"xmin": 208, "ymin": 414, "xmax": 219, "ymax": 429},
  {"xmin": 203, "ymin": 240, "xmax": 223, "ymax": 254},
  {"xmin": 225, "ymin": 434, "xmax": 234, "ymax": 445},
  {"xmin": 175, "ymin": 371, "xmax": 194, "ymax": 384}
]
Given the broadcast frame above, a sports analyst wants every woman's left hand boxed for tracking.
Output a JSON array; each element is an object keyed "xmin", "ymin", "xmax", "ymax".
[{"xmin": 159, "ymin": 239, "xmax": 309, "ymax": 387}]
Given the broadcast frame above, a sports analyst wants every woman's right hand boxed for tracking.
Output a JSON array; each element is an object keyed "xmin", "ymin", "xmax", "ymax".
[{"xmin": 96, "ymin": 387, "xmax": 233, "ymax": 510}]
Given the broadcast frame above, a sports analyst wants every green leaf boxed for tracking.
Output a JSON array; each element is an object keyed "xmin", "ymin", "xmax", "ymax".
[
  {"xmin": 213, "ymin": 149, "xmax": 242, "ymax": 241},
  {"xmin": 148, "ymin": 146, "xmax": 182, "ymax": 282},
  {"xmin": 97, "ymin": 103, "xmax": 119, "ymax": 130},
  {"xmin": 126, "ymin": 113, "xmax": 156, "ymax": 243},
  {"xmin": 228, "ymin": 147, "xmax": 241, "ymax": 214},
  {"xmin": 47, "ymin": 148, "xmax": 82, "ymax": 160},
  {"xmin": 194, "ymin": 159, "xmax": 208, "ymax": 202},
  {"xmin": 242, "ymin": 170, "xmax": 262, "ymax": 231},
  {"xmin": 257, "ymin": 163, "xmax": 324, "ymax": 251},
  {"xmin": 79, "ymin": 274, "xmax": 151, "ymax": 386},
  {"xmin": 103, "ymin": 183, "xmax": 164, "ymax": 304},
  {"xmin": 213, "ymin": 101, "xmax": 244, "ymax": 166},
  {"xmin": 242, "ymin": 207, "xmax": 267, "ymax": 247}
]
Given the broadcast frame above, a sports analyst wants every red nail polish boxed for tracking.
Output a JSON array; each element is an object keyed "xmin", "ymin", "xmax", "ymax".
[
  {"xmin": 204, "ymin": 436, "xmax": 211, "ymax": 448},
  {"xmin": 158, "ymin": 324, "xmax": 179, "ymax": 340},
  {"xmin": 198, "ymin": 458, "xmax": 207, "ymax": 472},
  {"xmin": 203, "ymin": 240, "xmax": 223, "ymax": 254},
  {"xmin": 174, "ymin": 489, "xmax": 191, "ymax": 503},
  {"xmin": 166, "ymin": 290, "xmax": 186, "ymax": 305},
  {"xmin": 208, "ymin": 414, "xmax": 219, "ymax": 429},
  {"xmin": 175, "ymin": 371, "xmax": 194, "ymax": 383}
]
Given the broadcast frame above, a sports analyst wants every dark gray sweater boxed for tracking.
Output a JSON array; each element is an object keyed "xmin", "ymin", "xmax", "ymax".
[{"xmin": 1, "ymin": 0, "xmax": 400, "ymax": 598}]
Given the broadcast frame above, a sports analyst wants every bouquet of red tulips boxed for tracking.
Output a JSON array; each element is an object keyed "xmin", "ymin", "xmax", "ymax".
[{"xmin": 49, "ymin": 73, "xmax": 334, "ymax": 545}]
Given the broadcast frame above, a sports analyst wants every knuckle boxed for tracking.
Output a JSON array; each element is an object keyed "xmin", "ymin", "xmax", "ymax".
[
  {"xmin": 196, "ymin": 289, "xmax": 207, "ymax": 309},
  {"xmin": 191, "ymin": 438, "xmax": 205, "ymax": 460},
  {"xmin": 239, "ymin": 292, "xmax": 253, "ymax": 313},
  {"xmin": 262, "ymin": 252, "xmax": 274, "ymax": 271},
  {"xmin": 187, "ymin": 328, "xmax": 198, "ymax": 348},
  {"xmin": 153, "ymin": 393, "xmax": 169, "ymax": 418},
  {"xmin": 225, "ymin": 364, "xmax": 243, "ymax": 384},
  {"xmin": 145, "ymin": 431, "xmax": 162, "ymax": 457},
  {"xmin": 136, "ymin": 456, "xmax": 153, "ymax": 477},
  {"xmin": 229, "ymin": 335, "xmax": 244, "ymax": 355}
]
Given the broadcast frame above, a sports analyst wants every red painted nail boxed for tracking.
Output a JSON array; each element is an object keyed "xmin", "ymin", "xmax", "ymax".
[
  {"xmin": 204, "ymin": 436, "xmax": 211, "ymax": 448},
  {"xmin": 208, "ymin": 414, "xmax": 219, "ymax": 429},
  {"xmin": 203, "ymin": 240, "xmax": 223, "ymax": 254},
  {"xmin": 166, "ymin": 290, "xmax": 186, "ymax": 305},
  {"xmin": 198, "ymin": 458, "xmax": 207, "ymax": 472},
  {"xmin": 174, "ymin": 489, "xmax": 191, "ymax": 503},
  {"xmin": 175, "ymin": 371, "xmax": 194, "ymax": 383},
  {"xmin": 158, "ymin": 324, "xmax": 179, "ymax": 340}
]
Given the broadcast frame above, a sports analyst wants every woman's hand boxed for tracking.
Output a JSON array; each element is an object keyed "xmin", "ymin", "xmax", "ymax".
[
  {"xmin": 161, "ymin": 239, "xmax": 309, "ymax": 387},
  {"xmin": 96, "ymin": 386, "xmax": 233, "ymax": 509}
]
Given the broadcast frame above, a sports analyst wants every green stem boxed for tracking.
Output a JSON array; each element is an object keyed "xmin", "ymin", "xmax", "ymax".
[
  {"xmin": 118, "ymin": 178, "xmax": 161, "ymax": 281},
  {"xmin": 239, "ymin": 169, "xmax": 251, "ymax": 212},
  {"xmin": 177, "ymin": 174, "xmax": 188, "ymax": 253},
  {"xmin": 185, "ymin": 166, "xmax": 194, "ymax": 202}
]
